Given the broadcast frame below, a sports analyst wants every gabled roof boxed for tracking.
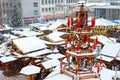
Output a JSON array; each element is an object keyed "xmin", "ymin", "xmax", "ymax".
[
  {"xmin": 12, "ymin": 36, "xmax": 47, "ymax": 54},
  {"xmin": 100, "ymin": 42, "xmax": 120, "ymax": 58},
  {"xmin": 46, "ymin": 31, "xmax": 68, "ymax": 43},
  {"xmin": 90, "ymin": 35, "xmax": 113, "ymax": 45}
]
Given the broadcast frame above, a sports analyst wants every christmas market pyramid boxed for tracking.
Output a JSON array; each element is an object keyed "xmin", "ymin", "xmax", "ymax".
[{"xmin": 60, "ymin": 2, "xmax": 100, "ymax": 80}]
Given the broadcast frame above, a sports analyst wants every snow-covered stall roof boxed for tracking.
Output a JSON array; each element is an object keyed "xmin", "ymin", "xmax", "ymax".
[
  {"xmin": 47, "ymin": 21, "xmax": 63, "ymax": 30},
  {"xmin": 88, "ymin": 18, "xmax": 118, "ymax": 26},
  {"xmin": 41, "ymin": 39, "xmax": 65, "ymax": 45},
  {"xmin": 44, "ymin": 74, "xmax": 72, "ymax": 80},
  {"xmin": 46, "ymin": 31, "xmax": 67, "ymax": 42},
  {"xmin": 12, "ymin": 36, "xmax": 47, "ymax": 54},
  {"xmin": 11, "ymin": 30, "xmax": 42, "ymax": 37},
  {"xmin": 0, "ymin": 24, "xmax": 13, "ymax": 31},
  {"xmin": 3, "ymin": 34, "xmax": 18, "ymax": 41},
  {"xmin": 26, "ymin": 49, "xmax": 53, "ymax": 57},
  {"xmin": 0, "ymin": 56, "xmax": 17, "ymax": 63},
  {"xmin": 46, "ymin": 53, "xmax": 65, "ymax": 59},
  {"xmin": 100, "ymin": 42, "xmax": 120, "ymax": 58},
  {"xmin": 97, "ymin": 55, "xmax": 114, "ymax": 62},
  {"xmin": 100, "ymin": 68, "xmax": 118, "ymax": 80},
  {"xmin": 90, "ymin": 35, "xmax": 113, "ymax": 45},
  {"xmin": 42, "ymin": 59, "xmax": 59, "ymax": 69},
  {"xmin": 29, "ymin": 23, "xmax": 45, "ymax": 28}
]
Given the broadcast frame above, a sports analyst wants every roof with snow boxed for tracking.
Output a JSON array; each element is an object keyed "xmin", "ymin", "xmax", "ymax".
[
  {"xmin": 90, "ymin": 35, "xmax": 113, "ymax": 45},
  {"xmin": 100, "ymin": 42, "xmax": 120, "ymax": 58},
  {"xmin": 46, "ymin": 31, "xmax": 67, "ymax": 42},
  {"xmin": 88, "ymin": 18, "xmax": 118, "ymax": 26},
  {"xmin": 12, "ymin": 36, "xmax": 47, "ymax": 54},
  {"xmin": 11, "ymin": 28, "xmax": 43, "ymax": 37},
  {"xmin": 47, "ymin": 21, "xmax": 64, "ymax": 30}
]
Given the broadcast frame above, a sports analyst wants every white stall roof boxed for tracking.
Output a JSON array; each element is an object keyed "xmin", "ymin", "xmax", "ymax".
[
  {"xmin": 26, "ymin": 49, "xmax": 53, "ymax": 57},
  {"xmin": 45, "ymin": 65, "xmax": 61, "ymax": 79},
  {"xmin": 44, "ymin": 74, "xmax": 72, "ymax": 80},
  {"xmin": 46, "ymin": 53, "xmax": 65, "ymax": 59},
  {"xmin": 90, "ymin": 35, "xmax": 113, "ymax": 45},
  {"xmin": 0, "ymin": 56, "xmax": 17, "ymax": 63},
  {"xmin": 42, "ymin": 59, "xmax": 59, "ymax": 69},
  {"xmin": 88, "ymin": 18, "xmax": 117, "ymax": 26},
  {"xmin": 12, "ymin": 30, "xmax": 42, "ymax": 37},
  {"xmin": 116, "ymin": 57, "xmax": 120, "ymax": 61},
  {"xmin": 100, "ymin": 68, "xmax": 116, "ymax": 80},
  {"xmin": 47, "ymin": 21, "xmax": 63, "ymax": 30},
  {"xmin": 47, "ymin": 31, "xmax": 67, "ymax": 42},
  {"xmin": 97, "ymin": 55, "xmax": 114, "ymax": 62},
  {"xmin": 41, "ymin": 39, "xmax": 65, "ymax": 45},
  {"xmin": 100, "ymin": 42, "xmax": 120, "ymax": 57},
  {"xmin": 12, "ymin": 36, "xmax": 47, "ymax": 53}
]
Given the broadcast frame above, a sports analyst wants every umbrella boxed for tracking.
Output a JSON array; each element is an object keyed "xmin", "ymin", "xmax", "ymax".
[{"xmin": 20, "ymin": 64, "xmax": 41, "ymax": 75}]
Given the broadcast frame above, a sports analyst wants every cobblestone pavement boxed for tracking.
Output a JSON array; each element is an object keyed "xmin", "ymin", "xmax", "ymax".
[{"xmin": 0, "ymin": 70, "xmax": 27, "ymax": 80}]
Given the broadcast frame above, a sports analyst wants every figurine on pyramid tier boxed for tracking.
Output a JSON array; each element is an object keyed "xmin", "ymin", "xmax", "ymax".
[{"xmin": 62, "ymin": 1, "xmax": 100, "ymax": 80}]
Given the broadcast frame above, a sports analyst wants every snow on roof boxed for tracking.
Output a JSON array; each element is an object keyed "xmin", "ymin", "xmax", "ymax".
[
  {"xmin": 45, "ymin": 65, "xmax": 61, "ymax": 79},
  {"xmin": 116, "ymin": 57, "xmax": 120, "ymax": 61},
  {"xmin": 44, "ymin": 74, "xmax": 72, "ymax": 80},
  {"xmin": 3, "ymin": 34, "xmax": 18, "ymax": 40},
  {"xmin": 46, "ymin": 53, "xmax": 65, "ymax": 59},
  {"xmin": 56, "ymin": 19, "xmax": 67, "ymax": 25},
  {"xmin": 66, "ymin": 50, "xmax": 95, "ymax": 56},
  {"xmin": 91, "ymin": 5, "xmax": 120, "ymax": 9},
  {"xmin": 0, "ymin": 24, "xmax": 13, "ymax": 31},
  {"xmin": 86, "ymin": 3, "xmax": 110, "ymax": 7},
  {"xmin": 42, "ymin": 59, "xmax": 59, "ymax": 69},
  {"xmin": 41, "ymin": 39, "xmax": 65, "ymax": 45},
  {"xmin": 47, "ymin": 21, "xmax": 63, "ymax": 30},
  {"xmin": 26, "ymin": 49, "xmax": 53, "ymax": 57},
  {"xmin": 46, "ymin": 31, "xmax": 67, "ymax": 42},
  {"xmin": 29, "ymin": 23, "xmax": 45, "ymax": 28},
  {"xmin": 12, "ymin": 36, "xmax": 47, "ymax": 53},
  {"xmin": 88, "ymin": 18, "xmax": 118, "ymax": 26},
  {"xmin": 100, "ymin": 42, "xmax": 120, "ymax": 57},
  {"xmin": 97, "ymin": 55, "xmax": 114, "ymax": 62},
  {"xmin": 11, "ymin": 30, "xmax": 42, "ymax": 37},
  {"xmin": 90, "ymin": 35, "xmax": 113, "ymax": 45},
  {"xmin": 100, "ymin": 68, "xmax": 116, "ymax": 80},
  {"xmin": 0, "ymin": 56, "xmax": 17, "ymax": 63}
]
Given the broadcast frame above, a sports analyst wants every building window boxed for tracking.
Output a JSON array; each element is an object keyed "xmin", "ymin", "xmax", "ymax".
[
  {"xmin": 9, "ymin": 3, "xmax": 12, "ymax": 7},
  {"xmin": 3, "ymin": 3, "xmax": 5, "ymax": 7},
  {"xmin": 52, "ymin": 7, "xmax": 54, "ymax": 11},
  {"xmin": 48, "ymin": 0, "xmax": 51, "ymax": 4},
  {"xmin": 42, "ymin": 8, "xmax": 44, "ymax": 12},
  {"xmin": 52, "ymin": 0, "xmax": 54, "ymax": 4},
  {"xmin": 33, "ymin": 2, "xmax": 38, "ymax": 7},
  {"xmin": 58, "ymin": 0, "xmax": 60, "ymax": 3},
  {"xmin": 34, "ymin": 10, "xmax": 38, "ymax": 15},
  {"xmin": 42, "ymin": 0, "xmax": 44, "ymax": 5},
  {"xmin": 18, "ymin": 3, "xmax": 21, "ymax": 8},
  {"xmin": 45, "ymin": 8, "xmax": 48, "ymax": 12},
  {"xmin": 45, "ymin": 0, "xmax": 47, "ymax": 4},
  {"xmin": 55, "ymin": 0, "xmax": 57, "ymax": 3},
  {"xmin": 6, "ymin": 3, "xmax": 8, "ymax": 7},
  {"xmin": 49, "ymin": 7, "xmax": 51, "ymax": 12},
  {"xmin": 61, "ymin": 0, "xmax": 63, "ymax": 3}
]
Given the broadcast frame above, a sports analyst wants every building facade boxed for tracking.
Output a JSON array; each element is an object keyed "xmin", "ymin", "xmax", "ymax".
[
  {"xmin": 0, "ymin": 0, "xmax": 22, "ymax": 25},
  {"xmin": 92, "ymin": 1, "xmax": 120, "ymax": 20},
  {"xmin": 0, "ymin": 0, "xmax": 40, "ymax": 26},
  {"xmin": 0, "ymin": 0, "xmax": 80, "ymax": 25},
  {"xmin": 21, "ymin": 0, "xmax": 40, "ymax": 25},
  {"xmin": 39, "ymin": 0, "xmax": 80, "ymax": 20},
  {"xmin": 1, "ymin": 0, "xmax": 120, "ymax": 26}
]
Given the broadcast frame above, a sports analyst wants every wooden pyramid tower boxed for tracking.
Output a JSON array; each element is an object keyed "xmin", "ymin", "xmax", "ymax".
[{"xmin": 60, "ymin": 2, "xmax": 99, "ymax": 80}]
